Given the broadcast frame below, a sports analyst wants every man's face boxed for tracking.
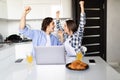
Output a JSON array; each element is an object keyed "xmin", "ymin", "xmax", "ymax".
[{"xmin": 47, "ymin": 20, "xmax": 55, "ymax": 32}]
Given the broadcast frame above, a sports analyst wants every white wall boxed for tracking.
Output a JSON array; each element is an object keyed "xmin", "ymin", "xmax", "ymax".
[
  {"xmin": 7, "ymin": 20, "xmax": 42, "ymax": 35},
  {"xmin": 7, "ymin": 21, "xmax": 20, "ymax": 35},
  {"xmin": 107, "ymin": 0, "xmax": 120, "ymax": 63}
]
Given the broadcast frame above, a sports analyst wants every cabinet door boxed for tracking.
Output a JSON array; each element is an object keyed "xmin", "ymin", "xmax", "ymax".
[
  {"xmin": 23, "ymin": 0, "xmax": 72, "ymax": 19},
  {"xmin": 7, "ymin": 0, "xmax": 72, "ymax": 19},
  {"xmin": 61, "ymin": 0, "xmax": 72, "ymax": 18},
  {"xmin": 7, "ymin": 0, "xmax": 23, "ymax": 19},
  {"xmin": 24, "ymin": 0, "xmax": 60, "ymax": 5},
  {"xmin": 0, "ymin": 0, "xmax": 7, "ymax": 19}
]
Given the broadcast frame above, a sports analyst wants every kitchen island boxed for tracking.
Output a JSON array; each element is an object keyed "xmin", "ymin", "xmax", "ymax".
[
  {"xmin": 0, "ymin": 56, "xmax": 119, "ymax": 80},
  {"xmin": 0, "ymin": 41, "xmax": 32, "ymax": 72},
  {"xmin": 0, "ymin": 41, "xmax": 32, "ymax": 59}
]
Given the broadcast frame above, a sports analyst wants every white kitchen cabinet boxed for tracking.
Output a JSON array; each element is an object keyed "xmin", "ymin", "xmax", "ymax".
[
  {"xmin": 24, "ymin": 0, "xmax": 60, "ymax": 5},
  {"xmin": 7, "ymin": 0, "xmax": 71, "ymax": 19},
  {"xmin": 23, "ymin": 0, "xmax": 72, "ymax": 19},
  {"xmin": 7, "ymin": 0, "xmax": 23, "ymax": 19},
  {"xmin": 61, "ymin": 0, "xmax": 72, "ymax": 18},
  {"xmin": 0, "ymin": 45, "xmax": 15, "ymax": 71},
  {"xmin": 15, "ymin": 42, "xmax": 32, "ymax": 59},
  {"xmin": 0, "ymin": 0, "xmax": 7, "ymax": 19}
]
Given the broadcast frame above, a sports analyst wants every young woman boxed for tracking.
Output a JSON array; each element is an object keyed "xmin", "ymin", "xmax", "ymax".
[
  {"xmin": 19, "ymin": 6, "xmax": 62, "ymax": 57},
  {"xmin": 56, "ymin": 0, "xmax": 86, "ymax": 56}
]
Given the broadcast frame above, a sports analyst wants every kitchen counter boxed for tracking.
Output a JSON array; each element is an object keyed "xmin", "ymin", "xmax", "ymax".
[
  {"xmin": 0, "ymin": 41, "xmax": 32, "ymax": 61},
  {"xmin": 0, "ymin": 44, "xmax": 11, "ymax": 50},
  {"xmin": 0, "ymin": 57, "xmax": 120, "ymax": 80},
  {"xmin": 0, "ymin": 40, "xmax": 32, "ymax": 51}
]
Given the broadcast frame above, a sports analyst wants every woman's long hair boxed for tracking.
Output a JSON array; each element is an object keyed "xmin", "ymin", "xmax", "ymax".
[{"xmin": 66, "ymin": 20, "xmax": 78, "ymax": 33}]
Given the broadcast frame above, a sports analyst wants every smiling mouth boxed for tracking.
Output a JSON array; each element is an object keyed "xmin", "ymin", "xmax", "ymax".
[{"xmin": 52, "ymin": 27, "xmax": 54, "ymax": 30}]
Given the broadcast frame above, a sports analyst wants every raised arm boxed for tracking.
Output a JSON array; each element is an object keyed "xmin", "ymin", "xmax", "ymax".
[
  {"xmin": 80, "ymin": 0, "xmax": 85, "ymax": 14},
  {"xmin": 55, "ymin": 11, "xmax": 64, "ymax": 43},
  {"xmin": 19, "ymin": 6, "xmax": 31, "ymax": 30},
  {"xmin": 56, "ymin": 11, "xmax": 63, "ymax": 31},
  {"xmin": 77, "ymin": 0, "xmax": 86, "ymax": 35},
  {"xmin": 56, "ymin": 11, "xmax": 60, "ymax": 20}
]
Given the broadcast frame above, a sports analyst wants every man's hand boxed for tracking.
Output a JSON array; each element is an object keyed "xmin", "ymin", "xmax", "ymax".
[
  {"xmin": 24, "ymin": 6, "xmax": 31, "ymax": 15},
  {"xmin": 20, "ymin": 6, "xmax": 31, "ymax": 30}
]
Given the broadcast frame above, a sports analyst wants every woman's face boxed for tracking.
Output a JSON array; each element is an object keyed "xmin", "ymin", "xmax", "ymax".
[
  {"xmin": 64, "ymin": 22, "xmax": 70, "ymax": 35},
  {"xmin": 47, "ymin": 20, "xmax": 55, "ymax": 33}
]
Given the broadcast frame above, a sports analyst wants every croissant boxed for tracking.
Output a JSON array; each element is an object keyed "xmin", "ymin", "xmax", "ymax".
[{"xmin": 68, "ymin": 60, "xmax": 88, "ymax": 70}]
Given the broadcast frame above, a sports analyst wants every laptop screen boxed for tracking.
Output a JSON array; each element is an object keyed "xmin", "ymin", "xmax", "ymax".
[{"xmin": 34, "ymin": 46, "xmax": 65, "ymax": 65}]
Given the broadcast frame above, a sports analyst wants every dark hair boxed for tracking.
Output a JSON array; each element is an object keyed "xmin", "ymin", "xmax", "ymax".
[
  {"xmin": 66, "ymin": 20, "xmax": 78, "ymax": 33},
  {"xmin": 41, "ymin": 17, "xmax": 53, "ymax": 31}
]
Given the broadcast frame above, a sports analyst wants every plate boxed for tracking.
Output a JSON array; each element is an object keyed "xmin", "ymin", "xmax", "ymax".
[{"xmin": 66, "ymin": 63, "xmax": 89, "ymax": 71}]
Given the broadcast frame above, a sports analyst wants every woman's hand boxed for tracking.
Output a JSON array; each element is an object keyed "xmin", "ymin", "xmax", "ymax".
[
  {"xmin": 79, "ymin": 0, "xmax": 84, "ymax": 6},
  {"xmin": 57, "ymin": 30, "xmax": 64, "ymax": 43},
  {"xmin": 56, "ymin": 11, "xmax": 60, "ymax": 20},
  {"xmin": 79, "ymin": 0, "xmax": 84, "ymax": 14}
]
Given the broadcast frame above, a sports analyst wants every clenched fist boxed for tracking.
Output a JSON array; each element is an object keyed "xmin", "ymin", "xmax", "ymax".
[{"xmin": 24, "ymin": 6, "xmax": 31, "ymax": 15}]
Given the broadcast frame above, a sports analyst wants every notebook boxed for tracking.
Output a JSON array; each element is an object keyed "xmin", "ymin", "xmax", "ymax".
[{"xmin": 34, "ymin": 46, "xmax": 65, "ymax": 65}]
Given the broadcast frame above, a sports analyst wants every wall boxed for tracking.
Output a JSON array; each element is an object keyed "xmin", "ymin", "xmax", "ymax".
[
  {"xmin": 107, "ymin": 0, "xmax": 120, "ymax": 63},
  {"xmin": 7, "ymin": 20, "xmax": 21, "ymax": 36},
  {"xmin": 7, "ymin": 20, "xmax": 42, "ymax": 35}
]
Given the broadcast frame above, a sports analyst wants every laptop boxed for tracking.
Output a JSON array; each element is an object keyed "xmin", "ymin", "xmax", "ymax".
[{"xmin": 34, "ymin": 46, "xmax": 65, "ymax": 65}]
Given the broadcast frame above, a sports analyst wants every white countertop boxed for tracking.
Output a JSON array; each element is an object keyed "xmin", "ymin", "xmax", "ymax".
[
  {"xmin": 0, "ymin": 41, "xmax": 31, "ymax": 51},
  {"xmin": 0, "ymin": 57, "xmax": 120, "ymax": 80}
]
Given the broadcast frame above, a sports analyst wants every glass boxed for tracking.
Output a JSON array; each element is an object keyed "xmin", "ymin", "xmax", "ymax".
[
  {"xmin": 26, "ymin": 54, "xmax": 33, "ymax": 63},
  {"xmin": 76, "ymin": 52, "xmax": 83, "ymax": 61}
]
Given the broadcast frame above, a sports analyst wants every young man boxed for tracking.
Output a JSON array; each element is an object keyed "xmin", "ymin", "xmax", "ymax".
[{"xmin": 19, "ymin": 6, "xmax": 62, "ymax": 57}]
